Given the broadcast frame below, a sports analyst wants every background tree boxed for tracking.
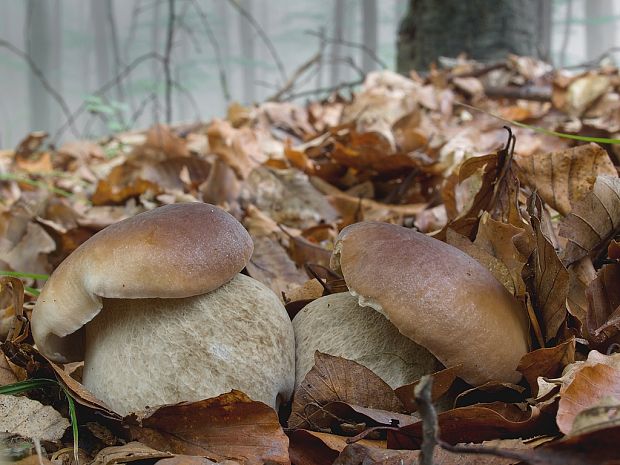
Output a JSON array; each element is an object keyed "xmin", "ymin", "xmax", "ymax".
[{"xmin": 397, "ymin": 0, "xmax": 552, "ymax": 71}]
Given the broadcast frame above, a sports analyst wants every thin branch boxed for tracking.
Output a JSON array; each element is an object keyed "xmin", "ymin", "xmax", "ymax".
[
  {"xmin": 52, "ymin": 52, "xmax": 163, "ymax": 142},
  {"xmin": 226, "ymin": 0, "xmax": 287, "ymax": 84},
  {"xmin": 163, "ymin": 0, "xmax": 176, "ymax": 124},
  {"xmin": 129, "ymin": 92, "xmax": 158, "ymax": 127},
  {"xmin": 0, "ymin": 39, "xmax": 79, "ymax": 138},
  {"xmin": 191, "ymin": 0, "xmax": 231, "ymax": 101},
  {"xmin": 282, "ymin": 78, "xmax": 363, "ymax": 101},
  {"xmin": 306, "ymin": 30, "xmax": 388, "ymax": 69},
  {"xmin": 268, "ymin": 50, "xmax": 322, "ymax": 101},
  {"xmin": 172, "ymin": 82, "xmax": 201, "ymax": 120},
  {"xmin": 559, "ymin": 0, "xmax": 573, "ymax": 67}
]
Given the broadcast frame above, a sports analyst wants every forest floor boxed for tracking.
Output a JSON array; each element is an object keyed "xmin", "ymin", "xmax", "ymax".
[{"xmin": 1, "ymin": 55, "xmax": 620, "ymax": 465}]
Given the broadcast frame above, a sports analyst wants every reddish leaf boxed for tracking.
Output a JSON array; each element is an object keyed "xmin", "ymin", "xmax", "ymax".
[
  {"xmin": 128, "ymin": 391, "xmax": 290, "ymax": 465},
  {"xmin": 517, "ymin": 339, "xmax": 576, "ymax": 396}
]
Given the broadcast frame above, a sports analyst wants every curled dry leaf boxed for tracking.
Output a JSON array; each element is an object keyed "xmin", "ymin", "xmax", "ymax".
[
  {"xmin": 388, "ymin": 402, "xmax": 555, "ymax": 449},
  {"xmin": 517, "ymin": 338, "xmax": 576, "ymax": 396},
  {"xmin": 515, "ymin": 143, "xmax": 616, "ymax": 216},
  {"xmin": 566, "ymin": 257, "xmax": 597, "ymax": 330},
  {"xmin": 128, "ymin": 390, "xmax": 289, "ymax": 465},
  {"xmin": 529, "ymin": 194, "xmax": 569, "ymax": 341},
  {"xmin": 560, "ymin": 175, "xmax": 620, "ymax": 266},
  {"xmin": 586, "ymin": 263, "xmax": 620, "ymax": 345},
  {"xmin": 556, "ymin": 363, "xmax": 620, "ymax": 434},
  {"xmin": 90, "ymin": 442, "xmax": 173, "ymax": 465},
  {"xmin": 394, "ymin": 365, "xmax": 460, "ymax": 413},
  {"xmin": 289, "ymin": 352, "xmax": 406, "ymax": 430},
  {"xmin": 288, "ymin": 430, "xmax": 385, "ymax": 465},
  {"xmin": 0, "ymin": 394, "xmax": 69, "ymax": 442},
  {"xmin": 207, "ymin": 119, "xmax": 264, "ymax": 180}
]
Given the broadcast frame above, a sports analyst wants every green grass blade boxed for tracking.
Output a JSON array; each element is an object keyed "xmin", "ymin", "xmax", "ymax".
[
  {"xmin": 0, "ymin": 270, "xmax": 49, "ymax": 280},
  {"xmin": 0, "ymin": 173, "xmax": 74, "ymax": 198},
  {"xmin": 455, "ymin": 102, "xmax": 620, "ymax": 144},
  {"xmin": 61, "ymin": 387, "xmax": 80, "ymax": 465},
  {"xmin": 0, "ymin": 379, "xmax": 58, "ymax": 395}
]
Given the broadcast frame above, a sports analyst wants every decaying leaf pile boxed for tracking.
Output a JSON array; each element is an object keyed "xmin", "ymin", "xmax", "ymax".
[{"xmin": 1, "ymin": 54, "xmax": 620, "ymax": 465}]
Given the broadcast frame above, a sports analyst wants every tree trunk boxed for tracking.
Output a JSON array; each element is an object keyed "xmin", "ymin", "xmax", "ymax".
[{"xmin": 397, "ymin": 0, "xmax": 551, "ymax": 72}]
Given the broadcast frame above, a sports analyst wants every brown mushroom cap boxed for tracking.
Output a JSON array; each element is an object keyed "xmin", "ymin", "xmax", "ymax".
[
  {"xmin": 32, "ymin": 202, "xmax": 253, "ymax": 362},
  {"xmin": 331, "ymin": 221, "xmax": 529, "ymax": 385}
]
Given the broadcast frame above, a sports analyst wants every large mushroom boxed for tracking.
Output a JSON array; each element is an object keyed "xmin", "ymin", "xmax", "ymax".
[
  {"xmin": 296, "ymin": 221, "xmax": 529, "ymax": 387},
  {"xmin": 31, "ymin": 203, "xmax": 295, "ymax": 416}
]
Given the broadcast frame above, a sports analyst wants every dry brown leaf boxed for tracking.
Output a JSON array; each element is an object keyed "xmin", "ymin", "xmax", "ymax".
[
  {"xmin": 0, "ymin": 394, "xmax": 69, "ymax": 442},
  {"xmin": 246, "ymin": 236, "xmax": 308, "ymax": 298},
  {"xmin": 515, "ymin": 143, "xmax": 616, "ymax": 216},
  {"xmin": 128, "ymin": 391, "xmax": 289, "ymax": 465},
  {"xmin": 0, "ymin": 222, "xmax": 55, "ymax": 275},
  {"xmin": 92, "ymin": 162, "xmax": 161, "ymax": 205},
  {"xmin": 560, "ymin": 175, "xmax": 620, "ymax": 265},
  {"xmin": 529, "ymin": 194, "xmax": 569, "ymax": 341},
  {"xmin": 394, "ymin": 366, "xmax": 460, "ymax": 413},
  {"xmin": 207, "ymin": 119, "xmax": 264, "ymax": 180},
  {"xmin": 447, "ymin": 228, "xmax": 515, "ymax": 294},
  {"xmin": 556, "ymin": 364, "xmax": 620, "ymax": 434},
  {"xmin": 288, "ymin": 430, "xmax": 385, "ymax": 465},
  {"xmin": 335, "ymin": 441, "xmax": 525, "ymax": 465},
  {"xmin": 91, "ymin": 442, "xmax": 173, "ymax": 465},
  {"xmin": 289, "ymin": 352, "xmax": 405, "ymax": 430},
  {"xmin": 566, "ymin": 257, "xmax": 597, "ymax": 330},
  {"xmin": 156, "ymin": 456, "xmax": 229, "ymax": 465},
  {"xmin": 517, "ymin": 339, "xmax": 576, "ymax": 396},
  {"xmin": 586, "ymin": 263, "xmax": 620, "ymax": 345},
  {"xmin": 388, "ymin": 402, "xmax": 554, "ymax": 449},
  {"xmin": 137, "ymin": 124, "xmax": 190, "ymax": 160},
  {"xmin": 566, "ymin": 74, "xmax": 610, "ymax": 116}
]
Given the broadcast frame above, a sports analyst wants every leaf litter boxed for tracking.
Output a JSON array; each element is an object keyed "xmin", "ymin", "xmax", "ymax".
[{"xmin": 1, "ymin": 54, "xmax": 620, "ymax": 464}]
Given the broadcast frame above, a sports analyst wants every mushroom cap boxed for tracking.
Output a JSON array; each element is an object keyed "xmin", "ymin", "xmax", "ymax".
[
  {"xmin": 293, "ymin": 292, "xmax": 442, "ymax": 388},
  {"xmin": 83, "ymin": 274, "xmax": 295, "ymax": 415},
  {"xmin": 331, "ymin": 221, "xmax": 529, "ymax": 385},
  {"xmin": 32, "ymin": 202, "xmax": 253, "ymax": 362}
]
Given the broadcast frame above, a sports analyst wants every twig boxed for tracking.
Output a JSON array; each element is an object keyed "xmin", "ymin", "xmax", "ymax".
[
  {"xmin": 414, "ymin": 376, "xmax": 438, "ymax": 465},
  {"xmin": 268, "ymin": 50, "xmax": 323, "ymax": 101},
  {"xmin": 226, "ymin": 0, "xmax": 287, "ymax": 85},
  {"xmin": 163, "ymin": 0, "xmax": 176, "ymax": 124},
  {"xmin": 52, "ymin": 52, "xmax": 163, "ymax": 142},
  {"xmin": 559, "ymin": 0, "xmax": 573, "ymax": 68},
  {"xmin": 282, "ymin": 78, "xmax": 363, "ymax": 101},
  {"xmin": 306, "ymin": 30, "xmax": 388, "ymax": 69},
  {"xmin": 484, "ymin": 85, "xmax": 552, "ymax": 102},
  {"xmin": 191, "ymin": 0, "xmax": 231, "ymax": 102},
  {"xmin": 0, "ymin": 39, "xmax": 79, "ymax": 138}
]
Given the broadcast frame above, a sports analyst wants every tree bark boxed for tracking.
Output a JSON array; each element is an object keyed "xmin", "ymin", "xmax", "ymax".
[{"xmin": 397, "ymin": 0, "xmax": 551, "ymax": 72}]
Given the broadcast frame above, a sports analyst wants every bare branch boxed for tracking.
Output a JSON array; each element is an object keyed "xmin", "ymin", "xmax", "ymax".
[
  {"xmin": 191, "ymin": 0, "xmax": 231, "ymax": 101},
  {"xmin": 268, "ymin": 50, "xmax": 322, "ymax": 101},
  {"xmin": 163, "ymin": 0, "xmax": 176, "ymax": 124},
  {"xmin": 226, "ymin": 0, "xmax": 287, "ymax": 84},
  {"xmin": 0, "ymin": 39, "xmax": 79, "ymax": 138},
  {"xmin": 306, "ymin": 29, "xmax": 388, "ymax": 69},
  {"xmin": 282, "ymin": 78, "xmax": 363, "ymax": 101}
]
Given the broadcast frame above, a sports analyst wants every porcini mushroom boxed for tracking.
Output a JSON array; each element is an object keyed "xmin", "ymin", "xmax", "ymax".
[
  {"xmin": 293, "ymin": 292, "xmax": 442, "ymax": 388},
  {"xmin": 330, "ymin": 221, "xmax": 529, "ymax": 385},
  {"xmin": 31, "ymin": 203, "xmax": 295, "ymax": 415}
]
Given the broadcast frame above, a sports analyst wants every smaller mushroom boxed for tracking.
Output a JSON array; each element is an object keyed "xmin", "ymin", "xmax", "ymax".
[
  {"xmin": 293, "ymin": 292, "xmax": 443, "ymax": 388},
  {"xmin": 329, "ymin": 221, "xmax": 530, "ymax": 386},
  {"xmin": 31, "ymin": 203, "xmax": 295, "ymax": 416}
]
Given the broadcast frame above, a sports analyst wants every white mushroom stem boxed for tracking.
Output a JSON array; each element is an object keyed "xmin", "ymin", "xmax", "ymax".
[{"xmin": 83, "ymin": 274, "xmax": 295, "ymax": 416}]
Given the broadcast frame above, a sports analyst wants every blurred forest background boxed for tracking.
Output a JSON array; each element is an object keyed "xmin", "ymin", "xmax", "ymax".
[{"xmin": 0, "ymin": 0, "xmax": 618, "ymax": 148}]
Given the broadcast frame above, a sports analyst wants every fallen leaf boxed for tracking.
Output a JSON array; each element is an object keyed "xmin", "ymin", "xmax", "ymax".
[
  {"xmin": 394, "ymin": 366, "xmax": 460, "ymax": 413},
  {"xmin": 207, "ymin": 119, "xmax": 264, "ymax": 180},
  {"xmin": 560, "ymin": 175, "xmax": 620, "ymax": 266},
  {"xmin": 586, "ymin": 263, "xmax": 620, "ymax": 344},
  {"xmin": 566, "ymin": 74, "xmax": 610, "ymax": 116},
  {"xmin": 289, "ymin": 352, "xmax": 405, "ymax": 430},
  {"xmin": 0, "ymin": 394, "xmax": 69, "ymax": 442},
  {"xmin": 529, "ymin": 194, "xmax": 569, "ymax": 341},
  {"xmin": 388, "ymin": 402, "xmax": 555, "ymax": 448},
  {"xmin": 515, "ymin": 143, "xmax": 616, "ymax": 216},
  {"xmin": 246, "ymin": 236, "xmax": 308, "ymax": 298},
  {"xmin": 91, "ymin": 442, "xmax": 173, "ymax": 465},
  {"xmin": 128, "ymin": 391, "xmax": 290, "ymax": 465},
  {"xmin": 517, "ymin": 339, "xmax": 576, "ymax": 396},
  {"xmin": 288, "ymin": 430, "xmax": 387, "ymax": 465},
  {"xmin": 556, "ymin": 364, "xmax": 620, "ymax": 434}
]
